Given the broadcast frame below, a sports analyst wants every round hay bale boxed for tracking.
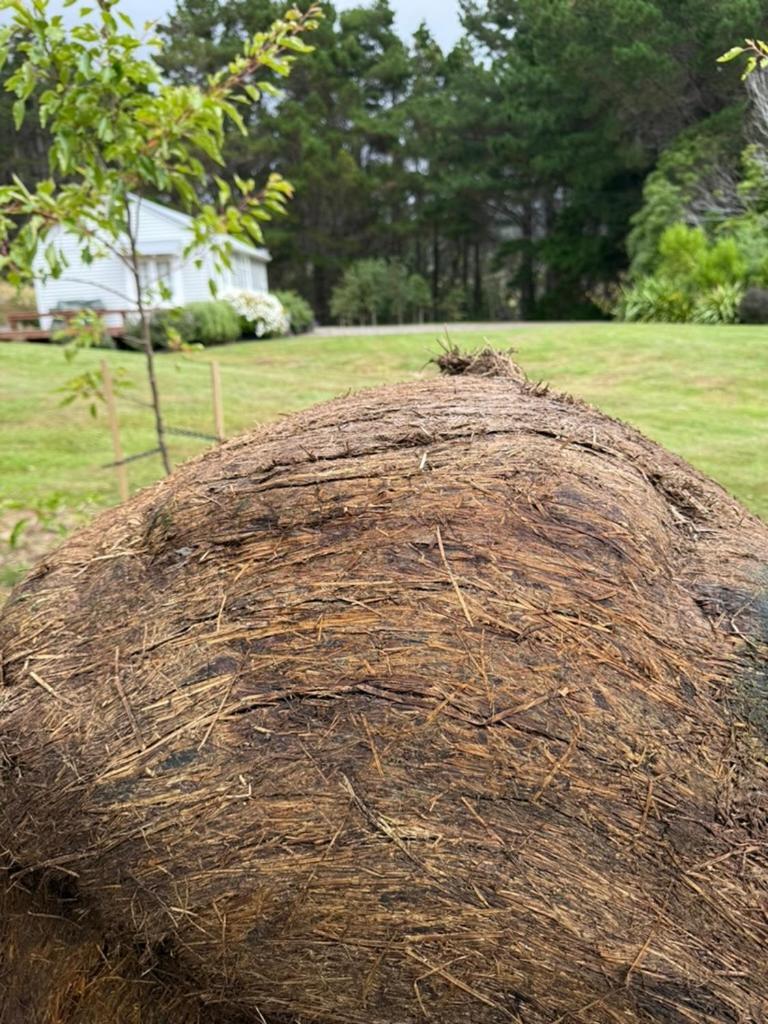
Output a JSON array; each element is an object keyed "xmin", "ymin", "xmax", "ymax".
[{"xmin": 1, "ymin": 355, "xmax": 767, "ymax": 1024}]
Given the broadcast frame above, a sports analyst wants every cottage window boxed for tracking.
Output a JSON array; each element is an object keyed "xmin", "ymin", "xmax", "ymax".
[
  {"xmin": 233, "ymin": 254, "xmax": 251, "ymax": 290},
  {"xmin": 138, "ymin": 256, "xmax": 174, "ymax": 305}
]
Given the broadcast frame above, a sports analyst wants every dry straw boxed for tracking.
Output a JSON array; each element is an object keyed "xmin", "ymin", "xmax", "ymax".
[{"xmin": 1, "ymin": 351, "xmax": 766, "ymax": 1023}]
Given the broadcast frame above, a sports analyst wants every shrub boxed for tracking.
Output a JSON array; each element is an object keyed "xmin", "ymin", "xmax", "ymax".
[
  {"xmin": 696, "ymin": 238, "xmax": 747, "ymax": 290},
  {"xmin": 656, "ymin": 225, "xmax": 747, "ymax": 290},
  {"xmin": 330, "ymin": 259, "xmax": 389, "ymax": 325},
  {"xmin": 184, "ymin": 301, "xmax": 241, "ymax": 346},
  {"xmin": 222, "ymin": 289, "xmax": 289, "ymax": 338},
  {"xmin": 145, "ymin": 301, "xmax": 241, "ymax": 350},
  {"xmin": 384, "ymin": 262, "xmax": 409, "ymax": 322},
  {"xmin": 439, "ymin": 285, "xmax": 469, "ymax": 322},
  {"xmin": 691, "ymin": 283, "xmax": 744, "ymax": 324},
  {"xmin": 656, "ymin": 224, "xmax": 708, "ymax": 282},
  {"xmin": 406, "ymin": 274, "xmax": 431, "ymax": 322},
  {"xmin": 738, "ymin": 286, "xmax": 768, "ymax": 323},
  {"xmin": 147, "ymin": 307, "xmax": 195, "ymax": 350},
  {"xmin": 727, "ymin": 217, "xmax": 768, "ymax": 286},
  {"xmin": 274, "ymin": 290, "xmax": 314, "ymax": 334},
  {"xmin": 145, "ymin": 302, "xmax": 239, "ymax": 349},
  {"xmin": 330, "ymin": 259, "xmax": 432, "ymax": 325},
  {"xmin": 617, "ymin": 221, "xmax": 758, "ymax": 323},
  {"xmin": 618, "ymin": 277, "xmax": 693, "ymax": 323}
]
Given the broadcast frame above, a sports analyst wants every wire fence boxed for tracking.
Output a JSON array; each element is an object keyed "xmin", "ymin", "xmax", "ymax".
[{"xmin": 100, "ymin": 359, "xmax": 225, "ymax": 499}]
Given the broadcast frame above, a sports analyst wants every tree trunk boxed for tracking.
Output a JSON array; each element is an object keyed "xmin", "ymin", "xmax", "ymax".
[
  {"xmin": 544, "ymin": 194, "xmax": 559, "ymax": 296},
  {"xmin": 519, "ymin": 201, "xmax": 537, "ymax": 320},
  {"xmin": 141, "ymin": 309, "xmax": 171, "ymax": 476},
  {"xmin": 125, "ymin": 200, "xmax": 171, "ymax": 476},
  {"xmin": 313, "ymin": 263, "xmax": 328, "ymax": 325},
  {"xmin": 473, "ymin": 242, "xmax": 482, "ymax": 317}
]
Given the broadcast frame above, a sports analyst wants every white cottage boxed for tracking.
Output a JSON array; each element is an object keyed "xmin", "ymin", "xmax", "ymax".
[{"xmin": 34, "ymin": 194, "xmax": 271, "ymax": 328}]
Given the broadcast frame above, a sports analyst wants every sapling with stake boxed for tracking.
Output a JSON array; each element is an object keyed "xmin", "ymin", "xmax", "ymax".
[{"xmin": 0, "ymin": 0, "xmax": 321, "ymax": 474}]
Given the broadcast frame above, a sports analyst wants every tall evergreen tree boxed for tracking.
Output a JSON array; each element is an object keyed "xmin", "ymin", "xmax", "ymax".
[
  {"xmin": 159, "ymin": 0, "xmax": 411, "ymax": 320},
  {"xmin": 403, "ymin": 28, "xmax": 499, "ymax": 317},
  {"xmin": 461, "ymin": 0, "xmax": 768, "ymax": 316},
  {"xmin": 5, "ymin": 0, "xmax": 762, "ymax": 321}
]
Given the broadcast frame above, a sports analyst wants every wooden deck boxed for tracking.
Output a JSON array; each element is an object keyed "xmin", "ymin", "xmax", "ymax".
[{"xmin": 0, "ymin": 309, "xmax": 135, "ymax": 342}]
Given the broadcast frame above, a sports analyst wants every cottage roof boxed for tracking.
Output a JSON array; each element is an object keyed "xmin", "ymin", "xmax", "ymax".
[{"xmin": 127, "ymin": 193, "xmax": 271, "ymax": 263}]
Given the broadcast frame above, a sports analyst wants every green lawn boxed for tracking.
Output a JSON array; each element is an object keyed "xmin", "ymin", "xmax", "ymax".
[{"xmin": 1, "ymin": 323, "xmax": 766, "ymax": 523}]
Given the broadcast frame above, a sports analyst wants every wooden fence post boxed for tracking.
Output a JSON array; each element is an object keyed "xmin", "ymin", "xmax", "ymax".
[
  {"xmin": 211, "ymin": 360, "xmax": 225, "ymax": 442},
  {"xmin": 101, "ymin": 360, "xmax": 129, "ymax": 502}
]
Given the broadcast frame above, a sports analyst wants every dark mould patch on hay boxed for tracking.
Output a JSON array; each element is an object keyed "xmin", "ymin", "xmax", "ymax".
[
  {"xmin": 156, "ymin": 747, "xmax": 199, "ymax": 774},
  {"xmin": 1, "ymin": 351, "xmax": 767, "ymax": 1024},
  {"xmin": 5, "ymin": 860, "xmax": 81, "ymax": 911},
  {"xmin": 733, "ymin": 661, "xmax": 768, "ymax": 749},
  {"xmin": 694, "ymin": 573, "xmax": 768, "ymax": 740},
  {"xmin": 632, "ymin": 979, "xmax": 740, "ymax": 1024},
  {"xmin": 94, "ymin": 777, "xmax": 140, "ymax": 805}
]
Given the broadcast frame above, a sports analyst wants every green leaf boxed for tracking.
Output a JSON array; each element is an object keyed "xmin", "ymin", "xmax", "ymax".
[
  {"xmin": 8, "ymin": 518, "xmax": 29, "ymax": 550},
  {"xmin": 743, "ymin": 56, "xmax": 758, "ymax": 79},
  {"xmin": 12, "ymin": 99, "xmax": 25, "ymax": 130},
  {"xmin": 717, "ymin": 46, "xmax": 745, "ymax": 63},
  {"xmin": 211, "ymin": 176, "xmax": 228, "ymax": 203}
]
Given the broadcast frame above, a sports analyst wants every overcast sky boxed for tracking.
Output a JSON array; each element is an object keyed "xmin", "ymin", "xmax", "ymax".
[
  {"xmin": 335, "ymin": 0, "xmax": 462, "ymax": 50},
  {"xmin": 120, "ymin": 0, "xmax": 464, "ymax": 51}
]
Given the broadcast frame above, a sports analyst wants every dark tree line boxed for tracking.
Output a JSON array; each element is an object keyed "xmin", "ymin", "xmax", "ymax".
[{"xmin": 2, "ymin": 0, "xmax": 766, "ymax": 321}]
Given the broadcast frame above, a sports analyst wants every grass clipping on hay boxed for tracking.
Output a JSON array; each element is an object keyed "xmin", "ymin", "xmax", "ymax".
[{"xmin": 1, "ymin": 351, "xmax": 767, "ymax": 1024}]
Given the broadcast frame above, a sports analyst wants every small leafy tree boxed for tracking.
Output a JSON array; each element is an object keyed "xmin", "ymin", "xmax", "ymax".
[
  {"xmin": 330, "ymin": 258, "xmax": 390, "ymax": 326},
  {"xmin": 385, "ymin": 260, "xmax": 409, "ymax": 324},
  {"xmin": 0, "ymin": 0, "xmax": 320, "ymax": 473},
  {"xmin": 330, "ymin": 258, "xmax": 431, "ymax": 326},
  {"xmin": 406, "ymin": 273, "xmax": 431, "ymax": 323}
]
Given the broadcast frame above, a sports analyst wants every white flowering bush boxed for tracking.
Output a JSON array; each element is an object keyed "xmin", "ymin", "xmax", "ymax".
[{"xmin": 221, "ymin": 289, "xmax": 290, "ymax": 338}]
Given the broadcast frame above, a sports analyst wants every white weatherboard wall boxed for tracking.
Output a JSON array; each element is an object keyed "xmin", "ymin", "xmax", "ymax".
[
  {"xmin": 33, "ymin": 195, "xmax": 271, "ymax": 327},
  {"xmin": 33, "ymin": 228, "xmax": 131, "ymax": 327}
]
